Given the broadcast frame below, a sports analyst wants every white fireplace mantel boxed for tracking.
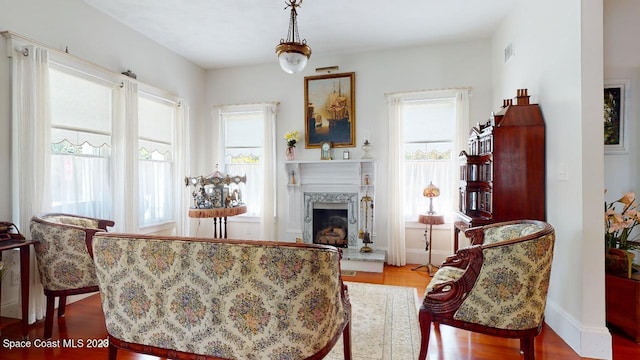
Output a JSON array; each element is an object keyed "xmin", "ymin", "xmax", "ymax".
[{"xmin": 284, "ymin": 159, "xmax": 377, "ymax": 248}]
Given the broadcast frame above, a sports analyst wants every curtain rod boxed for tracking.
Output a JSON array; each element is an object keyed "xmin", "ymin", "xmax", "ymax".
[
  {"xmin": 3, "ymin": 30, "xmax": 128, "ymax": 81},
  {"xmin": 214, "ymin": 101, "xmax": 280, "ymax": 109},
  {"xmin": 2, "ymin": 30, "xmax": 181, "ymax": 103},
  {"xmin": 384, "ymin": 86, "xmax": 472, "ymax": 97}
]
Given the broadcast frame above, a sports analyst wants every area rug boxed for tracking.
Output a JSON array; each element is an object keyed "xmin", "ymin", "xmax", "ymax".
[{"xmin": 325, "ymin": 282, "xmax": 422, "ymax": 360}]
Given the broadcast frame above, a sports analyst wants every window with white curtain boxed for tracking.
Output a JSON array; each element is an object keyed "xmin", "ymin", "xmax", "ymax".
[
  {"xmin": 48, "ymin": 66, "xmax": 116, "ymax": 219},
  {"xmin": 138, "ymin": 94, "xmax": 177, "ymax": 226},
  {"xmin": 220, "ymin": 109, "xmax": 264, "ymax": 217},
  {"xmin": 45, "ymin": 57, "xmax": 186, "ymax": 233},
  {"xmin": 401, "ymin": 96, "xmax": 457, "ymax": 220}
]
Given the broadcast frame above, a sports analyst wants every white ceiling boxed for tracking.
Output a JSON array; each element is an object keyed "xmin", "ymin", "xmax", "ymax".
[{"xmin": 83, "ymin": 0, "xmax": 516, "ymax": 70}]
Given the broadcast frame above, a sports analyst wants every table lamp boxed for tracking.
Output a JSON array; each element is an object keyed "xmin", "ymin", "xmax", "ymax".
[{"xmin": 423, "ymin": 181, "xmax": 440, "ymax": 215}]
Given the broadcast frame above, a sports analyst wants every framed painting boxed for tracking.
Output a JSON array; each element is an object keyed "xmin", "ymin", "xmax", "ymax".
[
  {"xmin": 304, "ymin": 72, "xmax": 355, "ymax": 148},
  {"xmin": 604, "ymin": 80, "xmax": 628, "ymax": 154}
]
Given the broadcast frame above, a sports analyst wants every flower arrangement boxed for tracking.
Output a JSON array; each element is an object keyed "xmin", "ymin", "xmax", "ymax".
[
  {"xmin": 284, "ymin": 130, "xmax": 299, "ymax": 148},
  {"xmin": 605, "ymin": 191, "xmax": 640, "ymax": 250}
]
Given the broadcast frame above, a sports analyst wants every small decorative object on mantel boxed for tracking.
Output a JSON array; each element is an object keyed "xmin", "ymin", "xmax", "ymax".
[
  {"xmin": 290, "ymin": 170, "xmax": 296, "ymax": 185},
  {"xmin": 605, "ymin": 190, "xmax": 640, "ymax": 278},
  {"xmin": 320, "ymin": 141, "xmax": 332, "ymax": 160},
  {"xmin": 359, "ymin": 193, "xmax": 374, "ymax": 253},
  {"xmin": 361, "ymin": 139, "xmax": 372, "ymax": 159},
  {"xmin": 185, "ymin": 165, "xmax": 246, "ymax": 209},
  {"xmin": 284, "ymin": 130, "xmax": 299, "ymax": 161}
]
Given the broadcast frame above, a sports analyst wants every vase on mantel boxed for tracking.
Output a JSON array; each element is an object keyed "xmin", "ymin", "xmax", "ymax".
[{"xmin": 286, "ymin": 146, "xmax": 295, "ymax": 161}]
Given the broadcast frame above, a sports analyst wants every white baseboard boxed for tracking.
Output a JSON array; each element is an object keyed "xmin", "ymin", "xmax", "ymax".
[
  {"xmin": 1, "ymin": 299, "xmax": 20, "ymax": 319},
  {"xmin": 544, "ymin": 299, "xmax": 612, "ymax": 360},
  {"xmin": 406, "ymin": 248, "xmax": 450, "ymax": 266}
]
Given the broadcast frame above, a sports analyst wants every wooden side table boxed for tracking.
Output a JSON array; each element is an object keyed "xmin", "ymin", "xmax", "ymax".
[
  {"xmin": 0, "ymin": 239, "xmax": 36, "ymax": 339},
  {"xmin": 188, "ymin": 205, "xmax": 247, "ymax": 238},
  {"xmin": 605, "ymin": 273, "xmax": 640, "ymax": 342},
  {"xmin": 412, "ymin": 214, "xmax": 445, "ymax": 276}
]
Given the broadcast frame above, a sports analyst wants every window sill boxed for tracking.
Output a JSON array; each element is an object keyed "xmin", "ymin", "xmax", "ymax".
[
  {"xmin": 139, "ymin": 220, "xmax": 176, "ymax": 234},
  {"xmin": 405, "ymin": 220, "xmax": 452, "ymax": 230},
  {"xmin": 227, "ymin": 215, "xmax": 260, "ymax": 223}
]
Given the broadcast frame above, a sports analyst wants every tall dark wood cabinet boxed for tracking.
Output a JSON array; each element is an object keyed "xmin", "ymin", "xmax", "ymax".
[{"xmin": 454, "ymin": 89, "xmax": 546, "ymax": 250}]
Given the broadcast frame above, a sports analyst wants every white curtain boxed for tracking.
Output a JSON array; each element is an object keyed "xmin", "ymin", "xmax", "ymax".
[
  {"xmin": 174, "ymin": 101, "xmax": 190, "ymax": 236},
  {"xmin": 404, "ymin": 161, "xmax": 453, "ymax": 218},
  {"xmin": 260, "ymin": 103, "xmax": 277, "ymax": 239},
  {"xmin": 10, "ymin": 45, "xmax": 50, "ymax": 323},
  {"xmin": 50, "ymin": 154, "xmax": 112, "ymax": 218},
  {"xmin": 386, "ymin": 95, "xmax": 406, "ymax": 266},
  {"xmin": 453, "ymin": 90, "xmax": 470, "ymax": 217}
]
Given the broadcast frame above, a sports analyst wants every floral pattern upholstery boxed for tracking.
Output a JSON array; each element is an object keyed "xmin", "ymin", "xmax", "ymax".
[
  {"xmin": 452, "ymin": 232, "xmax": 554, "ymax": 329},
  {"xmin": 425, "ymin": 266, "xmax": 465, "ymax": 294},
  {"xmin": 30, "ymin": 214, "xmax": 103, "ymax": 291},
  {"xmin": 482, "ymin": 223, "xmax": 542, "ymax": 245},
  {"xmin": 92, "ymin": 235, "xmax": 350, "ymax": 360}
]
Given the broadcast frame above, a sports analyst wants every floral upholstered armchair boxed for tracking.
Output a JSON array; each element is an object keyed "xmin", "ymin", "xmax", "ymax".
[
  {"xmin": 418, "ymin": 220, "xmax": 555, "ymax": 360},
  {"xmin": 92, "ymin": 234, "xmax": 352, "ymax": 360},
  {"xmin": 30, "ymin": 213, "xmax": 114, "ymax": 339}
]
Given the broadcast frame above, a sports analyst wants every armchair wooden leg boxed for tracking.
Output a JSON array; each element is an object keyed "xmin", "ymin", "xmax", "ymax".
[
  {"xmin": 520, "ymin": 337, "xmax": 535, "ymax": 360},
  {"xmin": 44, "ymin": 295, "xmax": 55, "ymax": 339},
  {"xmin": 58, "ymin": 295, "xmax": 67, "ymax": 317},
  {"xmin": 343, "ymin": 320, "xmax": 352, "ymax": 360},
  {"xmin": 418, "ymin": 310, "xmax": 433, "ymax": 360},
  {"xmin": 108, "ymin": 343, "xmax": 118, "ymax": 360}
]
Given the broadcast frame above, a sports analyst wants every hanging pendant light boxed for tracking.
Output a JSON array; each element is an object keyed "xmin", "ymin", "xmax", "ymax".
[{"xmin": 275, "ymin": 0, "xmax": 311, "ymax": 74}]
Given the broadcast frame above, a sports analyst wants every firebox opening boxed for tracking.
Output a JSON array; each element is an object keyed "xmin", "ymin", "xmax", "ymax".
[{"xmin": 313, "ymin": 208, "xmax": 348, "ymax": 248}]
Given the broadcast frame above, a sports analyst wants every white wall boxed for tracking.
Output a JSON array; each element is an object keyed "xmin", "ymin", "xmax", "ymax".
[
  {"xmin": 204, "ymin": 40, "xmax": 494, "ymax": 262},
  {"xmin": 492, "ymin": 0, "xmax": 609, "ymax": 358},
  {"xmin": 0, "ymin": 0, "xmax": 206, "ymax": 313}
]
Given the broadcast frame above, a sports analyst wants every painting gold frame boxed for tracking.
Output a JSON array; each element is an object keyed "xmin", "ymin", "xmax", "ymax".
[{"xmin": 304, "ymin": 72, "xmax": 355, "ymax": 148}]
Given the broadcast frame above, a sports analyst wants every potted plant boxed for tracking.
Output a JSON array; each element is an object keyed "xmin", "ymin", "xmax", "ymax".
[{"xmin": 605, "ymin": 191, "xmax": 640, "ymax": 277}]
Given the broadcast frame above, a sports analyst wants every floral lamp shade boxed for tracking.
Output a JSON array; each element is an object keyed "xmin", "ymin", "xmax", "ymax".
[{"xmin": 423, "ymin": 182, "xmax": 440, "ymax": 215}]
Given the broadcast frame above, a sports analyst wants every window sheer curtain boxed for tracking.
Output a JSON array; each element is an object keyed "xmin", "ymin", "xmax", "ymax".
[
  {"xmin": 260, "ymin": 103, "xmax": 277, "ymax": 240},
  {"xmin": 386, "ymin": 95, "xmax": 407, "ymax": 265},
  {"xmin": 386, "ymin": 89, "xmax": 469, "ymax": 266},
  {"xmin": 50, "ymin": 154, "xmax": 112, "ymax": 218},
  {"xmin": 10, "ymin": 44, "xmax": 50, "ymax": 323}
]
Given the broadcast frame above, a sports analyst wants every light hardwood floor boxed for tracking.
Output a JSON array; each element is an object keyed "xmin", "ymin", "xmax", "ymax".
[{"xmin": 0, "ymin": 264, "xmax": 638, "ymax": 359}]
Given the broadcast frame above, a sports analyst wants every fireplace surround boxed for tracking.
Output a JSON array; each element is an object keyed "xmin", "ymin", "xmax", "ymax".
[
  {"xmin": 304, "ymin": 192, "xmax": 358, "ymax": 247},
  {"xmin": 285, "ymin": 160, "xmax": 376, "ymax": 251}
]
